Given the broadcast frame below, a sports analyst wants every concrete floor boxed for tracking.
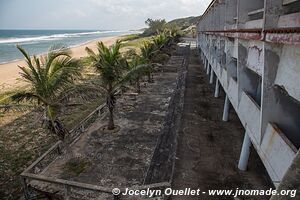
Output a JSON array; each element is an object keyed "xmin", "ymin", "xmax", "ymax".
[
  {"xmin": 28, "ymin": 70, "xmax": 179, "ymax": 200},
  {"xmin": 171, "ymin": 48, "xmax": 273, "ymax": 200}
]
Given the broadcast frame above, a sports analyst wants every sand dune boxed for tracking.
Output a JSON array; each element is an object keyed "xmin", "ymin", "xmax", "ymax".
[{"xmin": 0, "ymin": 36, "xmax": 121, "ymax": 92}]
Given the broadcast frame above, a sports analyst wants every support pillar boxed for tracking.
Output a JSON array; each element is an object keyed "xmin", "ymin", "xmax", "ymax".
[
  {"xmin": 209, "ymin": 67, "xmax": 214, "ymax": 84},
  {"xmin": 206, "ymin": 63, "xmax": 210, "ymax": 75},
  {"xmin": 64, "ymin": 185, "xmax": 70, "ymax": 200},
  {"xmin": 21, "ymin": 177, "xmax": 30, "ymax": 199},
  {"xmin": 222, "ymin": 94, "xmax": 230, "ymax": 121},
  {"xmin": 214, "ymin": 79, "xmax": 220, "ymax": 98},
  {"xmin": 238, "ymin": 132, "xmax": 251, "ymax": 171}
]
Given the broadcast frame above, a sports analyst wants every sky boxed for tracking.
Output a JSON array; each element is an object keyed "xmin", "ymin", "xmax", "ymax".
[{"xmin": 0, "ymin": 0, "xmax": 211, "ymax": 30}]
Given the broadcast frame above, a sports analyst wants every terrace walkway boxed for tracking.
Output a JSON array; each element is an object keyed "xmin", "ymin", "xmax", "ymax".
[
  {"xmin": 25, "ymin": 52, "xmax": 184, "ymax": 199},
  {"xmin": 171, "ymin": 46, "xmax": 272, "ymax": 200}
]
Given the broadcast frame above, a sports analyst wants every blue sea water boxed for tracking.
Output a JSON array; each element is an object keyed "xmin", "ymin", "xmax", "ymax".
[{"xmin": 0, "ymin": 30, "xmax": 132, "ymax": 63}]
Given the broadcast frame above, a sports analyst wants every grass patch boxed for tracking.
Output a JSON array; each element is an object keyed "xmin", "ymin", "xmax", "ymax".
[
  {"xmin": 120, "ymin": 36, "xmax": 152, "ymax": 55},
  {"xmin": 61, "ymin": 98, "xmax": 104, "ymax": 130},
  {"xmin": 63, "ymin": 157, "xmax": 90, "ymax": 176},
  {"xmin": 121, "ymin": 37, "xmax": 151, "ymax": 49},
  {"xmin": 120, "ymin": 34, "xmax": 141, "ymax": 42},
  {"xmin": 80, "ymin": 56, "xmax": 93, "ymax": 67},
  {"xmin": 0, "ymin": 75, "xmax": 104, "ymax": 199}
]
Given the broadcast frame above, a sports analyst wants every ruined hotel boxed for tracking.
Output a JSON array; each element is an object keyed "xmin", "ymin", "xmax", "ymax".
[{"xmin": 197, "ymin": 0, "xmax": 300, "ymax": 196}]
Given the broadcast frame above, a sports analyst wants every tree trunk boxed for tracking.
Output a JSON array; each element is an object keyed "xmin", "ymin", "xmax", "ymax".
[
  {"xmin": 106, "ymin": 92, "xmax": 116, "ymax": 130},
  {"xmin": 44, "ymin": 107, "xmax": 68, "ymax": 141},
  {"xmin": 136, "ymin": 78, "xmax": 141, "ymax": 93},
  {"xmin": 47, "ymin": 119, "xmax": 68, "ymax": 141},
  {"xmin": 147, "ymin": 72, "xmax": 151, "ymax": 83}
]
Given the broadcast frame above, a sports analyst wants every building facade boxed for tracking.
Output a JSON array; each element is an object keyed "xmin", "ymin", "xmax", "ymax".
[{"xmin": 197, "ymin": 0, "xmax": 300, "ymax": 187}]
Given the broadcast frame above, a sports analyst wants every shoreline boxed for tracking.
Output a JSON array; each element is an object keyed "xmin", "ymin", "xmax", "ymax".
[
  {"xmin": 0, "ymin": 35, "xmax": 124, "ymax": 92},
  {"xmin": 0, "ymin": 36, "xmax": 110, "ymax": 65}
]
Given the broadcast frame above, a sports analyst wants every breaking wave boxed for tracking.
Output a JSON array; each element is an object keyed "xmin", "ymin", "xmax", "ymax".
[{"xmin": 0, "ymin": 30, "xmax": 125, "ymax": 44}]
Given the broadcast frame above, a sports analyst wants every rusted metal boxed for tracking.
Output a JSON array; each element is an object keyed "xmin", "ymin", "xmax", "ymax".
[
  {"xmin": 200, "ymin": 28, "xmax": 262, "ymax": 33},
  {"xmin": 200, "ymin": 28, "xmax": 300, "ymax": 34},
  {"xmin": 264, "ymin": 27, "xmax": 300, "ymax": 34},
  {"xmin": 265, "ymin": 33, "xmax": 300, "ymax": 44},
  {"xmin": 199, "ymin": 28, "xmax": 300, "ymax": 44},
  {"xmin": 203, "ymin": 31, "xmax": 262, "ymax": 41}
]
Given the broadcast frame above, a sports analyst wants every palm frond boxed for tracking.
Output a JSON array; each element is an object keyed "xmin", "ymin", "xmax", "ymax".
[
  {"xmin": 10, "ymin": 91, "xmax": 48, "ymax": 105},
  {"xmin": 113, "ymin": 64, "xmax": 150, "ymax": 89},
  {"xmin": 13, "ymin": 46, "xmax": 83, "ymax": 108},
  {"xmin": 0, "ymin": 103, "xmax": 37, "ymax": 112},
  {"xmin": 85, "ymin": 47, "xmax": 98, "ymax": 63},
  {"xmin": 87, "ymin": 40, "xmax": 130, "ymax": 89},
  {"xmin": 58, "ymin": 83, "xmax": 105, "ymax": 102}
]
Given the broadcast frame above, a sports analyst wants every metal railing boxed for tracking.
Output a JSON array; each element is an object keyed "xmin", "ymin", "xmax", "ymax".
[
  {"xmin": 67, "ymin": 103, "xmax": 107, "ymax": 144},
  {"xmin": 22, "ymin": 171, "xmax": 170, "ymax": 199}
]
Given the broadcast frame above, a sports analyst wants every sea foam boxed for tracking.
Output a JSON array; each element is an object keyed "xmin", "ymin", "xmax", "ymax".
[{"xmin": 0, "ymin": 30, "xmax": 123, "ymax": 44}]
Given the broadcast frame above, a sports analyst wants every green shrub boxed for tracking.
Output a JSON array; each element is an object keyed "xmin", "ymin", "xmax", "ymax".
[{"xmin": 63, "ymin": 157, "xmax": 90, "ymax": 176}]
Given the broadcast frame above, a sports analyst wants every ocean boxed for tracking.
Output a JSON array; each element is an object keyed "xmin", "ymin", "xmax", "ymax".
[{"xmin": 0, "ymin": 30, "xmax": 133, "ymax": 64}]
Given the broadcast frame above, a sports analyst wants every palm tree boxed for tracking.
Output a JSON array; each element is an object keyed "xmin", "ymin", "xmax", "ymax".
[
  {"xmin": 128, "ymin": 55, "xmax": 148, "ymax": 93},
  {"xmin": 152, "ymin": 32, "xmax": 168, "ymax": 51},
  {"xmin": 86, "ymin": 40, "xmax": 147, "ymax": 130},
  {"xmin": 140, "ymin": 41, "xmax": 158, "ymax": 82},
  {"xmin": 9, "ymin": 46, "xmax": 81, "ymax": 140},
  {"xmin": 165, "ymin": 25, "xmax": 182, "ymax": 44}
]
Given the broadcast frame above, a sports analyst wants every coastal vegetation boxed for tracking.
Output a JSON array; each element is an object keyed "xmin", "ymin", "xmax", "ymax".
[
  {"xmin": 86, "ymin": 40, "xmax": 150, "ymax": 130},
  {"xmin": 128, "ymin": 55, "xmax": 147, "ymax": 93},
  {"xmin": 142, "ymin": 16, "xmax": 200, "ymax": 37},
  {"xmin": 9, "ymin": 46, "xmax": 82, "ymax": 140},
  {"xmin": 0, "ymin": 18, "xmax": 183, "ymax": 199},
  {"xmin": 167, "ymin": 15, "xmax": 201, "ymax": 30},
  {"xmin": 142, "ymin": 18, "xmax": 167, "ymax": 36}
]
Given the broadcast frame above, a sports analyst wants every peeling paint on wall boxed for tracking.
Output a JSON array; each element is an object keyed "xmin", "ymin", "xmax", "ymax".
[{"xmin": 247, "ymin": 41, "xmax": 264, "ymax": 75}]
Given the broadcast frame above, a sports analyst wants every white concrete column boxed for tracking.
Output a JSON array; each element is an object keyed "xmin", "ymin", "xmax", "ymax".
[
  {"xmin": 209, "ymin": 67, "xmax": 214, "ymax": 84},
  {"xmin": 214, "ymin": 78, "xmax": 220, "ymax": 98},
  {"xmin": 222, "ymin": 94, "xmax": 230, "ymax": 121},
  {"xmin": 206, "ymin": 63, "xmax": 210, "ymax": 75},
  {"xmin": 238, "ymin": 132, "xmax": 252, "ymax": 171}
]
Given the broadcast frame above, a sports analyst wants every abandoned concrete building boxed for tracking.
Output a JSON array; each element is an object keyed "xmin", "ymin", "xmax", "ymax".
[
  {"xmin": 17, "ymin": 0, "xmax": 300, "ymax": 199},
  {"xmin": 197, "ymin": 0, "xmax": 300, "ymax": 193}
]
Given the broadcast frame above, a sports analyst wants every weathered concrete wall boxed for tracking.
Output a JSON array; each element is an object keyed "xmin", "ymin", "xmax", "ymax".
[{"xmin": 197, "ymin": 0, "xmax": 300, "ymax": 189}]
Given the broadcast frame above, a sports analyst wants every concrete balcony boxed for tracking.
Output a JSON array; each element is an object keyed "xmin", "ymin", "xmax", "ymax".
[{"xmin": 260, "ymin": 123, "xmax": 297, "ymax": 187}]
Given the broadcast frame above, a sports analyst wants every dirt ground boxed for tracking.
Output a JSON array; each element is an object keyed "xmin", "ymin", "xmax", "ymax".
[
  {"xmin": 171, "ymin": 48, "xmax": 273, "ymax": 200},
  {"xmin": 40, "ymin": 71, "xmax": 178, "ymax": 189}
]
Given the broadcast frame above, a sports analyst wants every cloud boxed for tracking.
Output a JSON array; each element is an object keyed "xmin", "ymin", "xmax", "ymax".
[
  {"xmin": 0, "ymin": 0, "xmax": 211, "ymax": 29},
  {"xmin": 88, "ymin": 0, "xmax": 210, "ymax": 19},
  {"xmin": 69, "ymin": 10, "xmax": 88, "ymax": 18},
  {"xmin": 50, "ymin": 9, "xmax": 88, "ymax": 20}
]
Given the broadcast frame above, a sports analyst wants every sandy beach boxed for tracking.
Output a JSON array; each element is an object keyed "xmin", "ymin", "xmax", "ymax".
[{"xmin": 0, "ymin": 36, "xmax": 122, "ymax": 92}]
